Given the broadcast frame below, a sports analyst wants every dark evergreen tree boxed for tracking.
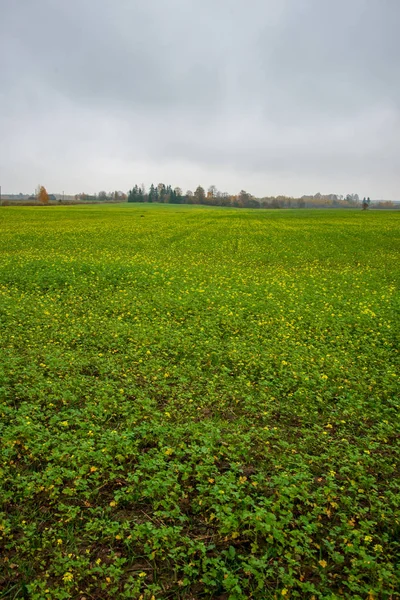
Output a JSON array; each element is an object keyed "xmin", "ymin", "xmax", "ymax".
[
  {"xmin": 158, "ymin": 184, "xmax": 166, "ymax": 203},
  {"xmin": 128, "ymin": 185, "xmax": 139, "ymax": 202},
  {"xmin": 148, "ymin": 184, "xmax": 155, "ymax": 203}
]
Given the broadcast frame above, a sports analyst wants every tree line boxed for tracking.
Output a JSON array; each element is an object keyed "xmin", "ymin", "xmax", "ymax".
[
  {"xmin": 19, "ymin": 185, "xmax": 397, "ymax": 210},
  {"xmin": 127, "ymin": 185, "xmax": 373, "ymax": 209}
]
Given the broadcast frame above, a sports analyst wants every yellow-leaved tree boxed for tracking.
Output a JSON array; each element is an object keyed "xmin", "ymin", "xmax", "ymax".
[{"xmin": 38, "ymin": 185, "xmax": 49, "ymax": 205}]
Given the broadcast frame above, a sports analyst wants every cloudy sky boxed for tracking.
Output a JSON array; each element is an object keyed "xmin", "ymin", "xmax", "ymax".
[{"xmin": 1, "ymin": 0, "xmax": 399, "ymax": 198}]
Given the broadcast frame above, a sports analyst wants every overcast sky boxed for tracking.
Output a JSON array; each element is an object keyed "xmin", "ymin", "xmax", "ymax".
[{"xmin": 1, "ymin": 0, "xmax": 399, "ymax": 198}]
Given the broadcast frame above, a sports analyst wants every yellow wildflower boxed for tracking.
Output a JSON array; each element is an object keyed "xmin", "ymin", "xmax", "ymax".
[{"xmin": 319, "ymin": 560, "xmax": 327, "ymax": 568}]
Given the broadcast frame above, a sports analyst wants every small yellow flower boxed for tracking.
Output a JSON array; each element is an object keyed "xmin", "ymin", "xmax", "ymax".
[
  {"xmin": 90, "ymin": 466, "xmax": 97, "ymax": 472},
  {"xmin": 62, "ymin": 572, "xmax": 73, "ymax": 582},
  {"xmin": 364, "ymin": 535, "xmax": 372, "ymax": 542},
  {"xmin": 115, "ymin": 534, "xmax": 122, "ymax": 540},
  {"xmin": 165, "ymin": 448, "xmax": 173, "ymax": 456},
  {"xmin": 109, "ymin": 501, "xmax": 117, "ymax": 507},
  {"xmin": 208, "ymin": 478, "xmax": 215, "ymax": 484},
  {"xmin": 57, "ymin": 539, "xmax": 63, "ymax": 545},
  {"xmin": 319, "ymin": 560, "xmax": 327, "ymax": 568},
  {"xmin": 281, "ymin": 589, "xmax": 288, "ymax": 596},
  {"xmin": 139, "ymin": 571, "xmax": 147, "ymax": 577}
]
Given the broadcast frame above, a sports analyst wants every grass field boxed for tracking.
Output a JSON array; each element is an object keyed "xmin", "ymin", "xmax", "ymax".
[{"xmin": 0, "ymin": 204, "xmax": 399, "ymax": 599}]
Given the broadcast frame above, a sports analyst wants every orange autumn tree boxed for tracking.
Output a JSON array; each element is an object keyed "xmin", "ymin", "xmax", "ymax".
[{"xmin": 38, "ymin": 185, "xmax": 49, "ymax": 205}]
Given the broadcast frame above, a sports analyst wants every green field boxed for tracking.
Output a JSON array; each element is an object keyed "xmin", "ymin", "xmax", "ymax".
[{"xmin": 0, "ymin": 205, "xmax": 399, "ymax": 599}]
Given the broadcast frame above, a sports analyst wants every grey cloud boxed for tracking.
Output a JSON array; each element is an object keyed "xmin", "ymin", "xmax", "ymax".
[{"xmin": 0, "ymin": 0, "xmax": 399, "ymax": 198}]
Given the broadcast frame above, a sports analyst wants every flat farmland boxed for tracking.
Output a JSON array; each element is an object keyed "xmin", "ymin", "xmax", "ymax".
[{"xmin": 0, "ymin": 205, "xmax": 399, "ymax": 599}]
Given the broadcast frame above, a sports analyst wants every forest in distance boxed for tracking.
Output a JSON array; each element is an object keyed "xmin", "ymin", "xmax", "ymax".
[
  {"xmin": 126, "ymin": 185, "xmax": 367, "ymax": 209},
  {"xmin": 3, "ymin": 187, "xmax": 398, "ymax": 209},
  {"xmin": 118, "ymin": 186, "xmax": 397, "ymax": 209}
]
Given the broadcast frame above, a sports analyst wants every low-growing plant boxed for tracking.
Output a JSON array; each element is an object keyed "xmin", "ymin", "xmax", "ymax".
[{"xmin": 0, "ymin": 204, "xmax": 399, "ymax": 599}]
